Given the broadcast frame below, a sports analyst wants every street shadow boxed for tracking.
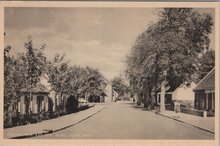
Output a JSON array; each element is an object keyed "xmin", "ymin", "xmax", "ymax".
[
  {"xmin": 117, "ymin": 101, "xmax": 147, "ymax": 111},
  {"xmin": 122, "ymin": 102, "xmax": 136, "ymax": 105},
  {"xmin": 130, "ymin": 104, "xmax": 147, "ymax": 111}
]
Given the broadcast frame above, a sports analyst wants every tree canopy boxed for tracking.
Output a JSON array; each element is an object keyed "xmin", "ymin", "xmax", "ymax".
[
  {"xmin": 126, "ymin": 8, "xmax": 213, "ymax": 104},
  {"xmin": 111, "ymin": 77, "xmax": 128, "ymax": 98},
  {"xmin": 4, "ymin": 37, "xmax": 107, "ymax": 109},
  {"xmin": 196, "ymin": 49, "xmax": 215, "ymax": 80}
]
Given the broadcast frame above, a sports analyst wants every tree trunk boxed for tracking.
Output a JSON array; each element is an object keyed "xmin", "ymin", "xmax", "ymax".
[{"xmin": 160, "ymin": 80, "xmax": 166, "ymax": 113}]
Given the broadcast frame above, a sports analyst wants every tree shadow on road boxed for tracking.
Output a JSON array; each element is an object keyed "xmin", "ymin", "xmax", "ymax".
[{"xmin": 130, "ymin": 104, "xmax": 147, "ymax": 111}]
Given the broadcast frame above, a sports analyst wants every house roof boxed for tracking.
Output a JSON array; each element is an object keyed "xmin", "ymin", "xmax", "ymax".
[
  {"xmin": 20, "ymin": 82, "xmax": 49, "ymax": 94},
  {"xmin": 193, "ymin": 68, "xmax": 215, "ymax": 91}
]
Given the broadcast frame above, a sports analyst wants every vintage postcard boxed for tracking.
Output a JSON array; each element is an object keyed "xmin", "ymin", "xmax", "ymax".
[{"xmin": 0, "ymin": 1, "xmax": 219, "ymax": 146}]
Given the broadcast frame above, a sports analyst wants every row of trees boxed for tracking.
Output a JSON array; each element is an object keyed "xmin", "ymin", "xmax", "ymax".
[
  {"xmin": 4, "ymin": 36, "xmax": 107, "ymax": 121},
  {"xmin": 111, "ymin": 77, "xmax": 129, "ymax": 99},
  {"xmin": 125, "ymin": 8, "xmax": 215, "ymax": 109}
]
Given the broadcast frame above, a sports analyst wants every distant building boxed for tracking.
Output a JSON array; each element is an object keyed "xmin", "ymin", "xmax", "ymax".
[{"xmin": 193, "ymin": 68, "xmax": 215, "ymax": 111}]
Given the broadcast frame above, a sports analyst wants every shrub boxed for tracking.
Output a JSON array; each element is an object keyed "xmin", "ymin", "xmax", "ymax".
[
  {"xmin": 29, "ymin": 114, "xmax": 39, "ymax": 123},
  {"xmin": 17, "ymin": 114, "xmax": 29, "ymax": 125},
  {"xmin": 66, "ymin": 95, "xmax": 78, "ymax": 114}
]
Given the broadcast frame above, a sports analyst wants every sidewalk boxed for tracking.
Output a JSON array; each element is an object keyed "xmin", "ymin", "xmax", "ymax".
[
  {"xmin": 154, "ymin": 110, "xmax": 215, "ymax": 134},
  {"xmin": 4, "ymin": 104, "xmax": 107, "ymax": 139},
  {"xmin": 135, "ymin": 103, "xmax": 214, "ymax": 134}
]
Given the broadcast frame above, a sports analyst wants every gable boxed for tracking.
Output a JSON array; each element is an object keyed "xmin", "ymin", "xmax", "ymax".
[{"xmin": 194, "ymin": 68, "xmax": 215, "ymax": 91}]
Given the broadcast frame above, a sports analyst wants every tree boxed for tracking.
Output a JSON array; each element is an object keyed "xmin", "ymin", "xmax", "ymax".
[
  {"xmin": 68, "ymin": 66, "xmax": 106, "ymax": 98},
  {"xmin": 23, "ymin": 37, "xmax": 47, "ymax": 114},
  {"xmin": 24, "ymin": 37, "xmax": 46, "ymax": 89},
  {"xmin": 47, "ymin": 54, "xmax": 71, "ymax": 94},
  {"xmin": 111, "ymin": 77, "xmax": 128, "ymax": 98},
  {"xmin": 126, "ymin": 8, "xmax": 213, "ymax": 111},
  {"xmin": 4, "ymin": 46, "xmax": 16, "ymax": 109},
  {"xmin": 4, "ymin": 37, "xmax": 46, "ymax": 126},
  {"xmin": 80, "ymin": 67, "xmax": 106, "ymax": 102},
  {"xmin": 46, "ymin": 54, "xmax": 73, "ymax": 114},
  {"xmin": 196, "ymin": 50, "xmax": 215, "ymax": 80}
]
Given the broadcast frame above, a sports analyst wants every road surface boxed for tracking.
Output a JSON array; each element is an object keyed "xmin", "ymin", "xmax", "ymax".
[{"xmin": 32, "ymin": 101, "xmax": 214, "ymax": 139}]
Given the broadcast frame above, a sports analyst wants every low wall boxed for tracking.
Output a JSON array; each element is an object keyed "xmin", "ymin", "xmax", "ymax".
[{"xmin": 181, "ymin": 108, "xmax": 214, "ymax": 117}]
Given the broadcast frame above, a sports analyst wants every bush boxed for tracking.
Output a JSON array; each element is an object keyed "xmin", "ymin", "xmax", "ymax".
[
  {"xmin": 137, "ymin": 101, "xmax": 141, "ymax": 105},
  {"xmin": 17, "ymin": 114, "xmax": 29, "ymax": 125},
  {"xmin": 4, "ymin": 117, "xmax": 12, "ymax": 128},
  {"xmin": 29, "ymin": 114, "xmax": 39, "ymax": 123},
  {"xmin": 45, "ymin": 112, "xmax": 50, "ymax": 120},
  {"xmin": 66, "ymin": 95, "xmax": 78, "ymax": 114}
]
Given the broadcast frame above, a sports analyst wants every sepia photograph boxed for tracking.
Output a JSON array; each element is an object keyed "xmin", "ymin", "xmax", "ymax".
[{"xmin": 1, "ymin": 2, "xmax": 219, "ymax": 145}]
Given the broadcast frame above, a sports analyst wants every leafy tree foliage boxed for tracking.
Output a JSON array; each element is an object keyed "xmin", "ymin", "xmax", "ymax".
[
  {"xmin": 24, "ymin": 36, "xmax": 46, "ymax": 88},
  {"xmin": 4, "ymin": 37, "xmax": 46, "ymax": 106},
  {"xmin": 126, "ymin": 8, "xmax": 213, "ymax": 107},
  {"xmin": 4, "ymin": 46, "xmax": 16, "ymax": 106},
  {"xmin": 4, "ymin": 37, "xmax": 47, "ymax": 126},
  {"xmin": 111, "ymin": 77, "xmax": 128, "ymax": 98},
  {"xmin": 47, "ymin": 54, "xmax": 72, "ymax": 95},
  {"xmin": 196, "ymin": 49, "xmax": 215, "ymax": 80},
  {"xmin": 46, "ymin": 54, "xmax": 106, "ymax": 102},
  {"xmin": 70, "ymin": 66, "xmax": 106, "ymax": 98}
]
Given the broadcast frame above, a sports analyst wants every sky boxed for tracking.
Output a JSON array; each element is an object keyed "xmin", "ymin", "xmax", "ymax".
[{"xmin": 4, "ymin": 8, "xmax": 215, "ymax": 80}]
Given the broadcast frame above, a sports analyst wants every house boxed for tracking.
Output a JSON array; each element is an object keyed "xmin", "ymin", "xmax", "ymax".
[
  {"xmin": 18, "ymin": 74, "xmax": 67, "ymax": 115},
  {"xmin": 18, "ymin": 83, "xmax": 50, "ymax": 115},
  {"xmin": 193, "ymin": 68, "xmax": 215, "ymax": 112},
  {"xmin": 155, "ymin": 81, "xmax": 196, "ymax": 109},
  {"xmin": 172, "ymin": 82, "xmax": 197, "ymax": 101}
]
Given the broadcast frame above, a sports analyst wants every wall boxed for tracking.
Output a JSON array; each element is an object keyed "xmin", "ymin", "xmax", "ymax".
[{"xmin": 172, "ymin": 82, "xmax": 196, "ymax": 101}]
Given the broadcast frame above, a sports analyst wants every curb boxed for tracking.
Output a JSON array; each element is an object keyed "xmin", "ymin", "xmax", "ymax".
[
  {"xmin": 154, "ymin": 112, "xmax": 214, "ymax": 134},
  {"xmin": 11, "ymin": 105, "xmax": 107, "ymax": 139}
]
